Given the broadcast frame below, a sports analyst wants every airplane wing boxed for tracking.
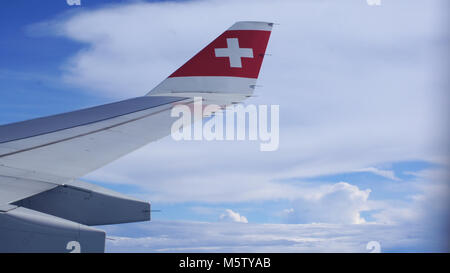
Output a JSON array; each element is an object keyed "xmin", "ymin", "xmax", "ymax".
[{"xmin": 0, "ymin": 21, "xmax": 273, "ymax": 252}]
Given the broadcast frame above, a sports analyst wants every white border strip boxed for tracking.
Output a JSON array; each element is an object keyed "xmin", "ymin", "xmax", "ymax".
[
  {"xmin": 149, "ymin": 76, "xmax": 257, "ymax": 95},
  {"xmin": 228, "ymin": 21, "xmax": 273, "ymax": 31}
]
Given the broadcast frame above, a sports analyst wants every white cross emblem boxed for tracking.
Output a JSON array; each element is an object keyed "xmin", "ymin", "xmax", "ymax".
[{"xmin": 214, "ymin": 38, "xmax": 254, "ymax": 68}]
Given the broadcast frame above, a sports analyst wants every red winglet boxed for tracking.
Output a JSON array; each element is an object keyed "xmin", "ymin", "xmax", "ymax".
[{"xmin": 169, "ymin": 22, "xmax": 272, "ymax": 79}]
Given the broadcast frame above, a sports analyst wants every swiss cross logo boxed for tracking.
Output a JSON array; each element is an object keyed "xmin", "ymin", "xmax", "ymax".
[{"xmin": 214, "ymin": 38, "xmax": 254, "ymax": 68}]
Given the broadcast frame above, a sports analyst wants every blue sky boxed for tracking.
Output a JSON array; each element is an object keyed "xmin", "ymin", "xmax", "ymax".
[
  {"xmin": 0, "ymin": 1, "xmax": 95, "ymax": 123},
  {"xmin": 1, "ymin": 0, "xmax": 449, "ymax": 252}
]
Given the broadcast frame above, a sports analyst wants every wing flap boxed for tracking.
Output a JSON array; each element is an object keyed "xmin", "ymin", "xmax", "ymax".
[{"xmin": 14, "ymin": 179, "xmax": 151, "ymax": 226}]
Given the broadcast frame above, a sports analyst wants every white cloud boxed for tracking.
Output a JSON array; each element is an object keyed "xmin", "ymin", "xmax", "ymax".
[
  {"xmin": 284, "ymin": 182, "xmax": 371, "ymax": 224},
  {"xmin": 219, "ymin": 209, "xmax": 248, "ymax": 223},
  {"xmin": 352, "ymin": 167, "xmax": 400, "ymax": 181}
]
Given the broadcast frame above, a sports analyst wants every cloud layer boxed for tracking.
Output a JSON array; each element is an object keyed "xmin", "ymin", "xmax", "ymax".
[
  {"xmin": 104, "ymin": 220, "xmax": 447, "ymax": 253},
  {"xmin": 33, "ymin": 0, "xmax": 450, "ymax": 251}
]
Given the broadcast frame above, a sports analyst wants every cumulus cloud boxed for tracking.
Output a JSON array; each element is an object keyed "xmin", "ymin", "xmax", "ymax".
[
  {"xmin": 219, "ymin": 209, "xmax": 248, "ymax": 223},
  {"xmin": 284, "ymin": 182, "xmax": 371, "ymax": 224}
]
